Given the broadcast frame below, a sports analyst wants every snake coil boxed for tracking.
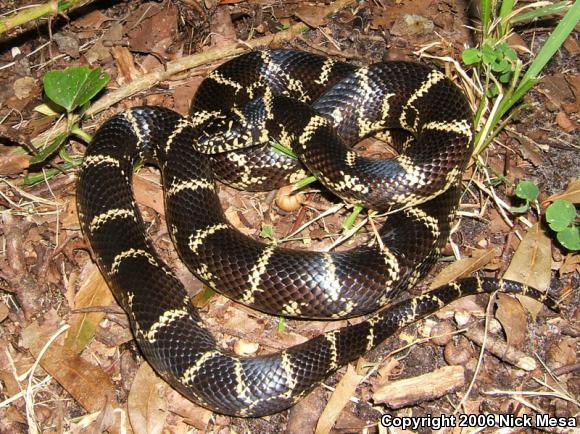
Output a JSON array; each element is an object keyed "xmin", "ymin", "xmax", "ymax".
[{"xmin": 77, "ymin": 50, "xmax": 555, "ymax": 416}]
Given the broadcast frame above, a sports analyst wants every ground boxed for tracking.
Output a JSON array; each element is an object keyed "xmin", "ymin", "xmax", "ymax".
[{"xmin": 0, "ymin": 1, "xmax": 578, "ymax": 433}]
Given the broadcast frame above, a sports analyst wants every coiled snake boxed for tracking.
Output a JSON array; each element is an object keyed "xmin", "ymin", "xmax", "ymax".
[{"xmin": 77, "ymin": 50, "xmax": 555, "ymax": 417}]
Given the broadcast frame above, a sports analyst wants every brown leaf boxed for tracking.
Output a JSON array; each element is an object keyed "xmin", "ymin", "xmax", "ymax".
[
  {"xmin": 555, "ymin": 111, "xmax": 577, "ymax": 132},
  {"xmin": 545, "ymin": 337, "xmax": 577, "ymax": 370},
  {"xmin": 544, "ymin": 179, "xmax": 580, "ymax": 205},
  {"xmin": 287, "ymin": 387, "xmax": 327, "ymax": 434},
  {"xmin": 13, "ymin": 77, "xmax": 37, "ymax": 100},
  {"xmin": 173, "ymin": 77, "xmax": 203, "ymax": 116},
  {"xmin": 128, "ymin": 363, "xmax": 167, "ymax": 434},
  {"xmin": 134, "ymin": 173, "xmax": 165, "ymax": 215},
  {"xmin": 0, "ymin": 302, "xmax": 8, "ymax": 323},
  {"xmin": 22, "ymin": 321, "xmax": 117, "ymax": 413},
  {"xmin": 429, "ymin": 248, "xmax": 497, "ymax": 289},
  {"xmin": 73, "ymin": 9, "xmax": 110, "ymax": 29},
  {"xmin": 210, "ymin": 7, "xmax": 237, "ymax": 48},
  {"xmin": 315, "ymin": 365, "xmax": 363, "ymax": 434},
  {"xmin": 126, "ymin": 2, "xmax": 178, "ymax": 55},
  {"xmin": 64, "ymin": 266, "xmax": 114, "ymax": 353},
  {"xmin": 496, "ymin": 293, "xmax": 527, "ymax": 349},
  {"xmin": 0, "ymin": 149, "xmax": 30, "ymax": 176},
  {"xmin": 295, "ymin": 5, "xmax": 327, "ymax": 28},
  {"xmin": 166, "ymin": 388, "xmax": 212, "ymax": 430},
  {"xmin": 563, "ymin": 35, "xmax": 580, "ymax": 55},
  {"xmin": 503, "ymin": 223, "xmax": 552, "ymax": 319},
  {"xmin": 61, "ymin": 198, "xmax": 79, "ymax": 228},
  {"xmin": 111, "ymin": 46, "xmax": 140, "ymax": 85},
  {"xmin": 560, "ymin": 253, "xmax": 580, "ymax": 275},
  {"xmin": 539, "ymin": 74, "xmax": 574, "ymax": 110}
]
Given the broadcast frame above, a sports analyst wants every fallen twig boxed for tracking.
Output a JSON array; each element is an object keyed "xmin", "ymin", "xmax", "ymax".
[
  {"xmin": 30, "ymin": 0, "xmax": 357, "ymax": 150},
  {"xmin": 372, "ymin": 365, "xmax": 465, "ymax": 409},
  {"xmin": 463, "ymin": 324, "xmax": 537, "ymax": 371}
]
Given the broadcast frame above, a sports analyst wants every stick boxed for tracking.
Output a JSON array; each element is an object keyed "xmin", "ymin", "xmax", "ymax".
[
  {"xmin": 373, "ymin": 365, "xmax": 465, "ymax": 409},
  {"xmin": 30, "ymin": 0, "xmax": 357, "ymax": 149},
  {"xmin": 0, "ymin": 1, "xmax": 92, "ymax": 35},
  {"xmin": 463, "ymin": 325, "xmax": 537, "ymax": 371}
]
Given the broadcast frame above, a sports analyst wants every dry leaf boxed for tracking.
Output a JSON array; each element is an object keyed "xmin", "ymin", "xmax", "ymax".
[
  {"xmin": 430, "ymin": 248, "xmax": 497, "ymax": 289},
  {"xmin": 560, "ymin": 253, "xmax": 580, "ymax": 275},
  {"xmin": 13, "ymin": 76, "xmax": 36, "ymax": 100},
  {"xmin": 539, "ymin": 74, "xmax": 574, "ymax": 110},
  {"xmin": 134, "ymin": 174, "xmax": 165, "ymax": 215},
  {"xmin": 61, "ymin": 198, "xmax": 80, "ymax": 228},
  {"xmin": 210, "ymin": 7, "xmax": 236, "ymax": 47},
  {"xmin": 503, "ymin": 223, "xmax": 552, "ymax": 320},
  {"xmin": 111, "ymin": 46, "xmax": 140, "ymax": 85},
  {"xmin": 0, "ymin": 302, "xmax": 9, "ymax": 323},
  {"xmin": 0, "ymin": 147, "xmax": 30, "ymax": 175},
  {"xmin": 287, "ymin": 387, "xmax": 327, "ymax": 434},
  {"xmin": 64, "ymin": 266, "xmax": 114, "ymax": 353},
  {"xmin": 224, "ymin": 207, "xmax": 254, "ymax": 236},
  {"xmin": 544, "ymin": 178, "xmax": 580, "ymax": 205},
  {"xmin": 166, "ymin": 388, "xmax": 212, "ymax": 430},
  {"xmin": 315, "ymin": 365, "xmax": 363, "ymax": 434},
  {"xmin": 496, "ymin": 293, "xmax": 527, "ymax": 349},
  {"xmin": 295, "ymin": 5, "xmax": 327, "ymax": 28},
  {"xmin": 555, "ymin": 112, "xmax": 576, "ymax": 132},
  {"xmin": 128, "ymin": 363, "xmax": 167, "ymax": 434},
  {"xmin": 22, "ymin": 322, "xmax": 117, "ymax": 413},
  {"xmin": 545, "ymin": 337, "xmax": 577, "ymax": 370}
]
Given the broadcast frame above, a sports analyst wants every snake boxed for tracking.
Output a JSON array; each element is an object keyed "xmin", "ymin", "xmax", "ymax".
[{"xmin": 76, "ymin": 49, "xmax": 555, "ymax": 417}]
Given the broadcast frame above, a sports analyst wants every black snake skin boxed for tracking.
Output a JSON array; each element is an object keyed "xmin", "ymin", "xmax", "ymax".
[{"xmin": 76, "ymin": 49, "xmax": 555, "ymax": 416}]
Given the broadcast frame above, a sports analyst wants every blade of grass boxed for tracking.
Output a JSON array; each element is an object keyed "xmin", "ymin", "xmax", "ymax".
[
  {"xmin": 511, "ymin": 1, "xmax": 572, "ymax": 23},
  {"xmin": 498, "ymin": 0, "xmax": 516, "ymax": 36},
  {"xmin": 293, "ymin": 175, "xmax": 318, "ymax": 191},
  {"xmin": 498, "ymin": 0, "xmax": 580, "ymax": 119},
  {"xmin": 480, "ymin": 0, "xmax": 493, "ymax": 38}
]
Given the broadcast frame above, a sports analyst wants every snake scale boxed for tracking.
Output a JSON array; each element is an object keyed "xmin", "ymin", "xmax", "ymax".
[{"xmin": 77, "ymin": 49, "xmax": 555, "ymax": 417}]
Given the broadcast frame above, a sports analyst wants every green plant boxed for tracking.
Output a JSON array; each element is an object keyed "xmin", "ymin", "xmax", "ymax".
[
  {"xmin": 26, "ymin": 66, "xmax": 109, "ymax": 184},
  {"xmin": 509, "ymin": 180, "xmax": 539, "ymax": 213},
  {"xmin": 0, "ymin": 1, "xmax": 91, "ymax": 35},
  {"xmin": 546, "ymin": 200, "xmax": 580, "ymax": 251},
  {"xmin": 462, "ymin": 42, "xmax": 518, "ymax": 97},
  {"xmin": 511, "ymin": 180, "xmax": 579, "ymax": 251},
  {"xmin": 463, "ymin": 0, "xmax": 579, "ymax": 156}
]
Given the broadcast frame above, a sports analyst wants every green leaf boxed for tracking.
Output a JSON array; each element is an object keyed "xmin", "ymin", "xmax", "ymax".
[
  {"xmin": 504, "ymin": 46, "xmax": 518, "ymax": 61},
  {"xmin": 43, "ymin": 66, "xmax": 109, "ymax": 112},
  {"xmin": 485, "ymin": 84, "xmax": 499, "ymax": 97},
  {"xmin": 489, "ymin": 175, "xmax": 507, "ymax": 187},
  {"xmin": 34, "ymin": 103, "xmax": 60, "ymax": 116},
  {"xmin": 491, "ymin": 58, "xmax": 509, "ymax": 73},
  {"xmin": 556, "ymin": 226, "xmax": 580, "ymax": 251},
  {"xmin": 23, "ymin": 158, "xmax": 80, "ymax": 185},
  {"xmin": 270, "ymin": 141, "xmax": 297, "ymax": 159},
  {"xmin": 30, "ymin": 132, "xmax": 68, "ymax": 165},
  {"xmin": 546, "ymin": 200, "xmax": 577, "ymax": 232},
  {"xmin": 482, "ymin": 44, "xmax": 497, "ymax": 64},
  {"xmin": 277, "ymin": 316, "xmax": 286, "ymax": 332},
  {"xmin": 260, "ymin": 223, "xmax": 274, "ymax": 240},
  {"xmin": 342, "ymin": 204, "xmax": 363, "ymax": 230},
  {"xmin": 499, "ymin": 71, "xmax": 512, "ymax": 83},
  {"xmin": 293, "ymin": 175, "xmax": 317, "ymax": 190},
  {"xmin": 502, "ymin": 1, "xmax": 580, "ymax": 120},
  {"xmin": 462, "ymin": 48, "xmax": 481, "ymax": 65},
  {"xmin": 515, "ymin": 180, "xmax": 539, "ymax": 202},
  {"xmin": 509, "ymin": 203, "xmax": 530, "ymax": 214}
]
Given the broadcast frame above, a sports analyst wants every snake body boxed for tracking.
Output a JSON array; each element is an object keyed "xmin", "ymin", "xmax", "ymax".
[{"xmin": 77, "ymin": 49, "xmax": 554, "ymax": 416}]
